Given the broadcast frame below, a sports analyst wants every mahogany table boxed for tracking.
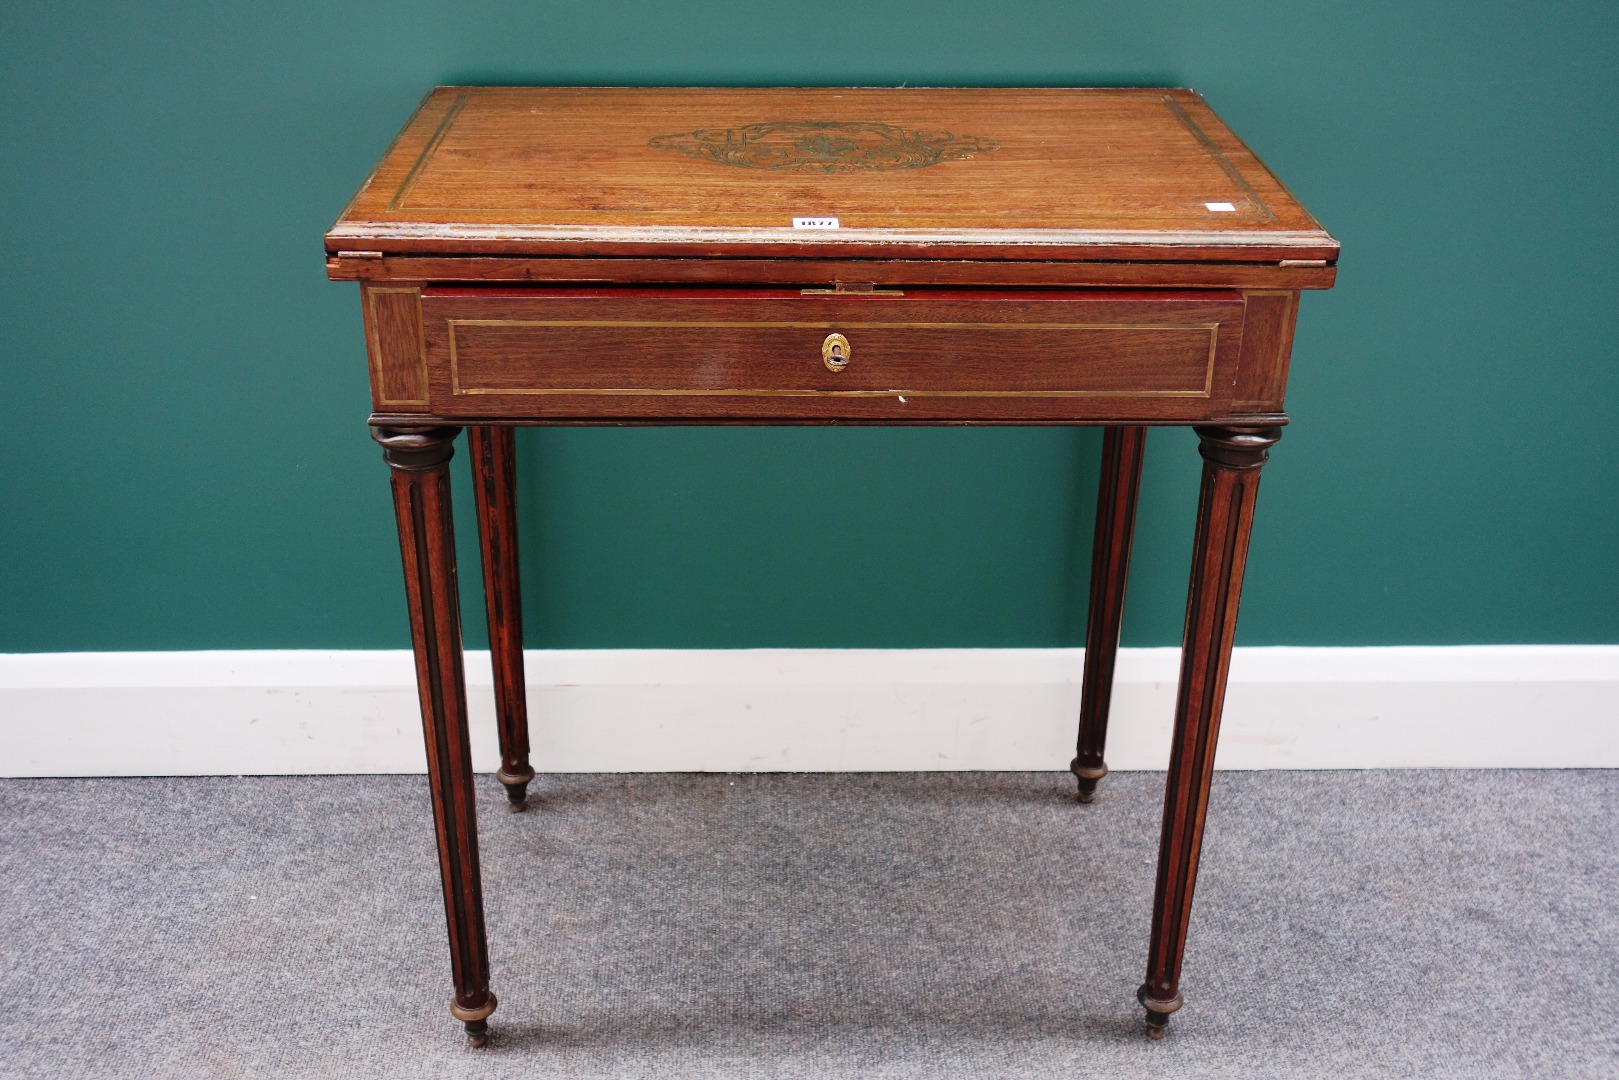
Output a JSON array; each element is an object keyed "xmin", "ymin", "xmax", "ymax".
[{"xmin": 326, "ymin": 86, "xmax": 1338, "ymax": 1045}]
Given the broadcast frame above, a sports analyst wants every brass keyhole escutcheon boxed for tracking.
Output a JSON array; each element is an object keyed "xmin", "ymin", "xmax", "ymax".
[{"xmin": 822, "ymin": 332, "xmax": 851, "ymax": 372}]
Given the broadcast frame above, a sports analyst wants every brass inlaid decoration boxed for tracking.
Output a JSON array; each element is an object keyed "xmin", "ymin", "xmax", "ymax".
[
  {"xmin": 445, "ymin": 318, "xmax": 1219, "ymax": 399},
  {"xmin": 365, "ymin": 286, "xmax": 430, "ymax": 407},
  {"xmin": 648, "ymin": 120, "xmax": 999, "ymax": 173},
  {"xmin": 376, "ymin": 92, "xmax": 1283, "ymax": 226}
]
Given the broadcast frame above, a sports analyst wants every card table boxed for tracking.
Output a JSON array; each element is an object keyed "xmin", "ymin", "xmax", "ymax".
[{"xmin": 326, "ymin": 86, "xmax": 1338, "ymax": 1045}]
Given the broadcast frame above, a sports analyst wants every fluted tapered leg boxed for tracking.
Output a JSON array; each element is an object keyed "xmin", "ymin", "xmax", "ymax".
[
  {"xmin": 1071, "ymin": 426, "xmax": 1147, "ymax": 802},
  {"xmin": 375, "ymin": 425, "xmax": 497, "ymax": 1047},
  {"xmin": 1139, "ymin": 425, "xmax": 1280, "ymax": 1039},
  {"xmin": 468, "ymin": 426, "xmax": 535, "ymax": 811}
]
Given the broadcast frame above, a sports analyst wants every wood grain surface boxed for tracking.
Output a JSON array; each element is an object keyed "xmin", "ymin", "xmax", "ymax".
[
  {"xmin": 1071, "ymin": 425, "xmax": 1148, "ymax": 801},
  {"xmin": 1139, "ymin": 424, "xmax": 1280, "ymax": 1038},
  {"xmin": 329, "ymin": 254, "xmax": 1336, "ymax": 291},
  {"xmin": 409, "ymin": 286, "xmax": 1249, "ymax": 422},
  {"xmin": 328, "ymin": 87, "xmax": 1337, "ymax": 264},
  {"xmin": 467, "ymin": 426, "xmax": 534, "ymax": 811},
  {"xmin": 374, "ymin": 426, "xmax": 497, "ymax": 1043}
]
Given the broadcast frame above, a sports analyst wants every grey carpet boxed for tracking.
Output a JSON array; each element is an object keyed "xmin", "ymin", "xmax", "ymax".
[{"xmin": 0, "ymin": 771, "xmax": 1614, "ymax": 1079}]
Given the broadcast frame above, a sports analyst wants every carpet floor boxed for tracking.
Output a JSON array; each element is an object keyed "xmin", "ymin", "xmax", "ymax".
[{"xmin": 0, "ymin": 770, "xmax": 1614, "ymax": 1079}]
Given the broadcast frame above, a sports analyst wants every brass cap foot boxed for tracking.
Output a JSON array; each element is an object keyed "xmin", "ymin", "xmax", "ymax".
[
  {"xmin": 451, "ymin": 990, "xmax": 497, "ymax": 1028},
  {"xmin": 1071, "ymin": 758, "xmax": 1107, "ymax": 802},
  {"xmin": 454, "ymin": 989, "xmax": 497, "ymax": 1046},
  {"xmin": 1137, "ymin": 985, "xmax": 1183, "ymax": 1039},
  {"xmin": 496, "ymin": 767, "xmax": 534, "ymax": 811}
]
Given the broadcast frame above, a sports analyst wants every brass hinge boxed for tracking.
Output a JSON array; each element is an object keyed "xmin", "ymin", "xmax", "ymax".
[
  {"xmin": 1278, "ymin": 259, "xmax": 1328, "ymax": 268},
  {"xmin": 801, "ymin": 282, "xmax": 905, "ymax": 296},
  {"xmin": 336, "ymin": 250, "xmax": 385, "ymax": 260}
]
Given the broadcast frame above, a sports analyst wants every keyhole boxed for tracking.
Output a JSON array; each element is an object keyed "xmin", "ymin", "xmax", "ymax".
[{"xmin": 823, "ymin": 333, "xmax": 851, "ymax": 372}]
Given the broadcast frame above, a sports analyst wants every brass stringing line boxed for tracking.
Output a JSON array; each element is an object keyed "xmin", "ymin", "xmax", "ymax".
[
  {"xmin": 1161, "ymin": 95, "xmax": 1278, "ymax": 224},
  {"xmin": 389, "ymin": 93, "xmax": 468, "ymax": 212},
  {"xmin": 369, "ymin": 287, "xmax": 430, "ymax": 406},
  {"xmin": 445, "ymin": 319, "xmax": 1219, "ymax": 398},
  {"xmin": 445, "ymin": 319, "xmax": 1219, "ymax": 331},
  {"xmin": 1203, "ymin": 323, "xmax": 1217, "ymax": 396}
]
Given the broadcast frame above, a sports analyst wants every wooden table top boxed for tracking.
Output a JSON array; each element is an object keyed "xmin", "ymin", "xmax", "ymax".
[{"xmin": 328, "ymin": 87, "xmax": 1337, "ymax": 265}]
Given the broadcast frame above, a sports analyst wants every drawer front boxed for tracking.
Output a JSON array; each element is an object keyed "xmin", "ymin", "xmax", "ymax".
[{"xmin": 415, "ymin": 287, "xmax": 1248, "ymax": 422}]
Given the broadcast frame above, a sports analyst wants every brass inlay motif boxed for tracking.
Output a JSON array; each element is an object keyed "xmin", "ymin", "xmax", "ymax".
[
  {"xmin": 445, "ymin": 318, "xmax": 1220, "ymax": 399},
  {"xmin": 649, "ymin": 120, "xmax": 998, "ymax": 173}
]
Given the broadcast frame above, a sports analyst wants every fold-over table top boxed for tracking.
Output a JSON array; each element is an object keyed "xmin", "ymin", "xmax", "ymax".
[{"xmin": 328, "ymin": 87, "xmax": 1336, "ymax": 264}]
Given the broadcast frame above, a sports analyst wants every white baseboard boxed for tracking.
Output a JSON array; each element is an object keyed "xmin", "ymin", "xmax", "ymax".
[{"xmin": 1, "ymin": 647, "xmax": 1615, "ymax": 777}]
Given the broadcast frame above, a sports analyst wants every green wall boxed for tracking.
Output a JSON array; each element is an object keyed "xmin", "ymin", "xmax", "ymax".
[{"xmin": 3, "ymin": 2, "xmax": 1616, "ymax": 652}]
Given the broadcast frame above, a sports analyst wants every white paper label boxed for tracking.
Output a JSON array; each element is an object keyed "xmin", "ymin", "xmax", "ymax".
[
  {"xmin": 793, "ymin": 217, "xmax": 840, "ymax": 229},
  {"xmin": 1204, "ymin": 202, "xmax": 1237, "ymax": 212}
]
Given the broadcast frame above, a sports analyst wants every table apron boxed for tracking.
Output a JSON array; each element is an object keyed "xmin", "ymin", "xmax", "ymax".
[{"xmin": 361, "ymin": 285, "xmax": 1298, "ymax": 423}]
